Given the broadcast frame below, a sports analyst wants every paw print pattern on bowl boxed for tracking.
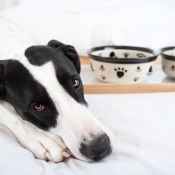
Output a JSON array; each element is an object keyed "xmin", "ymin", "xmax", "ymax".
[
  {"xmin": 147, "ymin": 66, "xmax": 153, "ymax": 76},
  {"xmin": 88, "ymin": 45, "xmax": 157, "ymax": 83},
  {"xmin": 171, "ymin": 65, "xmax": 175, "ymax": 71},
  {"xmin": 101, "ymin": 75, "xmax": 107, "ymax": 80},
  {"xmin": 114, "ymin": 67, "xmax": 127, "ymax": 78},
  {"xmin": 124, "ymin": 52, "xmax": 129, "ymax": 58},
  {"xmin": 109, "ymin": 52, "xmax": 116, "ymax": 58},
  {"xmin": 99, "ymin": 65, "xmax": 105, "ymax": 71},
  {"xmin": 136, "ymin": 66, "xmax": 141, "ymax": 72}
]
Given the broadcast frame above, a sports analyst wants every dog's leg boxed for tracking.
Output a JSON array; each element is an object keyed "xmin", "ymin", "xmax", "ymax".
[{"xmin": 0, "ymin": 104, "xmax": 70, "ymax": 162}]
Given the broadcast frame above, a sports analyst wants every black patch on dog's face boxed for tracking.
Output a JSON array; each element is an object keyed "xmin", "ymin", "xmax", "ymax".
[
  {"xmin": 1, "ymin": 60, "xmax": 58, "ymax": 130},
  {"xmin": 25, "ymin": 40, "xmax": 87, "ymax": 105},
  {"xmin": 53, "ymin": 52, "xmax": 86, "ymax": 104},
  {"xmin": 0, "ymin": 40, "xmax": 87, "ymax": 130}
]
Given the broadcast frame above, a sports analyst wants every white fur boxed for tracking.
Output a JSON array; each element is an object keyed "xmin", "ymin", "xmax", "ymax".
[
  {"xmin": 0, "ymin": 101, "xmax": 68, "ymax": 162},
  {"xmin": 0, "ymin": 17, "xmax": 113, "ymax": 162}
]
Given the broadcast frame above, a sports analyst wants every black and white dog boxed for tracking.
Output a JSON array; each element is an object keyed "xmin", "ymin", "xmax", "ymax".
[{"xmin": 0, "ymin": 18, "xmax": 113, "ymax": 162}]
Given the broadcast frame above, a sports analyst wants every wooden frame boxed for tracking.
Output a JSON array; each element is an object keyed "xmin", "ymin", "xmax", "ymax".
[{"xmin": 84, "ymin": 83, "xmax": 175, "ymax": 94}]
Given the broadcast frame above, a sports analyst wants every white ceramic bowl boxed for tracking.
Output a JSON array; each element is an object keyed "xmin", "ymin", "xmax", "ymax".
[
  {"xmin": 88, "ymin": 46, "xmax": 157, "ymax": 83},
  {"xmin": 160, "ymin": 47, "xmax": 175, "ymax": 78},
  {"xmin": 87, "ymin": 46, "xmax": 157, "ymax": 83}
]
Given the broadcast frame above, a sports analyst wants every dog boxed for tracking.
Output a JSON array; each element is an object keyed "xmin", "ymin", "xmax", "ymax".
[{"xmin": 0, "ymin": 17, "xmax": 113, "ymax": 162}]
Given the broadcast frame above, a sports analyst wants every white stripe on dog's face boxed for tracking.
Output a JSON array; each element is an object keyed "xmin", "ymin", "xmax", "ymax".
[
  {"xmin": 0, "ymin": 19, "xmax": 112, "ymax": 161},
  {"xmin": 19, "ymin": 57, "xmax": 112, "ymax": 161},
  {"xmin": 1, "ymin": 44, "xmax": 113, "ymax": 161}
]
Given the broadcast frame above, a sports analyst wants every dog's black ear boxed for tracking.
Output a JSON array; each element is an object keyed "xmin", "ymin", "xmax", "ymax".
[
  {"xmin": 62, "ymin": 45, "xmax": 81, "ymax": 74},
  {"xmin": 25, "ymin": 46, "xmax": 53, "ymax": 66},
  {"xmin": 48, "ymin": 40, "xmax": 81, "ymax": 74},
  {"xmin": 0, "ymin": 60, "xmax": 8, "ymax": 99},
  {"xmin": 47, "ymin": 40, "xmax": 64, "ymax": 48}
]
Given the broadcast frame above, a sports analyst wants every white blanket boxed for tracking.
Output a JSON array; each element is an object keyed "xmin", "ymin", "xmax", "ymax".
[
  {"xmin": 1, "ymin": 1, "xmax": 175, "ymax": 174},
  {"xmin": 1, "ymin": 0, "xmax": 175, "ymax": 55},
  {"xmin": 1, "ymin": 93, "xmax": 175, "ymax": 175}
]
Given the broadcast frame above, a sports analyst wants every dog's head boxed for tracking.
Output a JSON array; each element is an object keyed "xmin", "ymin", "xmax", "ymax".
[{"xmin": 0, "ymin": 40, "xmax": 113, "ymax": 161}]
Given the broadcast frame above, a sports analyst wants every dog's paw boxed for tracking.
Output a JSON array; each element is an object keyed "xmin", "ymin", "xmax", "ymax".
[{"xmin": 18, "ymin": 123, "xmax": 70, "ymax": 162}]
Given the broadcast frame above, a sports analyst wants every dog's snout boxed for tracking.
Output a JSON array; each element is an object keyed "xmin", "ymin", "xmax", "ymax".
[{"xmin": 80, "ymin": 133, "xmax": 112, "ymax": 161}]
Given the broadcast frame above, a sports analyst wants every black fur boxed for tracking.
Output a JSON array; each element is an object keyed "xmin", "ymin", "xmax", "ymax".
[
  {"xmin": 0, "ymin": 40, "xmax": 86, "ymax": 130},
  {"xmin": 25, "ymin": 40, "xmax": 85, "ymax": 104},
  {"xmin": 1, "ymin": 60, "xmax": 58, "ymax": 130},
  {"xmin": 25, "ymin": 40, "xmax": 80, "ymax": 73}
]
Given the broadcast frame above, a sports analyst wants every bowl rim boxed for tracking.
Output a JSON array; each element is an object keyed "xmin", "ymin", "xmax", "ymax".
[
  {"xmin": 161, "ymin": 47, "xmax": 175, "ymax": 61},
  {"xmin": 87, "ymin": 45, "xmax": 157, "ymax": 64}
]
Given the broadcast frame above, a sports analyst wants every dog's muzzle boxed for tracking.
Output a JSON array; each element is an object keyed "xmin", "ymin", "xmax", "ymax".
[{"xmin": 79, "ymin": 133, "xmax": 112, "ymax": 161}]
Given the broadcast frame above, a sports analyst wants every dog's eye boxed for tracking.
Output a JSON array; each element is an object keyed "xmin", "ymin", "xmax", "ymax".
[
  {"xmin": 33, "ymin": 103, "xmax": 46, "ymax": 112},
  {"xmin": 73, "ymin": 79, "xmax": 80, "ymax": 88}
]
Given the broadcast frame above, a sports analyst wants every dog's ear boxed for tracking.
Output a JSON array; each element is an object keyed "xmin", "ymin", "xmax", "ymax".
[
  {"xmin": 47, "ymin": 40, "xmax": 64, "ymax": 49},
  {"xmin": 26, "ymin": 40, "xmax": 81, "ymax": 73},
  {"xmin": 48, "ymin": 40, "xmax": 81, "ymax": 74},
  {"xmin": 25, "ymin": 46, "xmax": 53, "ymax": 66},
  {"xmin": 0, "ymin": 60, "xmax": 8, "ymax": 100},
  {"xmin": 63, "ymin": 45, "xmax": 81, "ymax": 74}
]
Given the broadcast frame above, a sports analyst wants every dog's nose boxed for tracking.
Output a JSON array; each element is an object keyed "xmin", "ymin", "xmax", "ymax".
[{"xmin": 80, "ymin": 133, "xmax": 112, "ymax": 161}]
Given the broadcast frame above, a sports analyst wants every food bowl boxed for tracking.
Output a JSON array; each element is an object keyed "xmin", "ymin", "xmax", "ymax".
[
  {"xmin": 160, "ymin": 47, "xmax": 175, "ymax": 78},
  {"xmin": 87, "ymin": 46, "xmax": 157, "ymax": 83}
]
